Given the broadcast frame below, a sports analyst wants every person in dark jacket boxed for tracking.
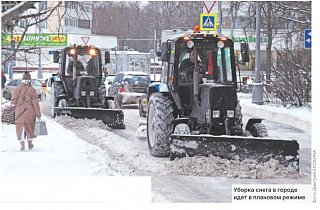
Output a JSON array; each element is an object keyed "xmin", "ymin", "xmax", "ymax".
[
  {"xmin": 11, "ymin": 72, "xmax": 41, "ymax": 151},
  {"xmin": 1, "ymin": 70, "xmax": 6, "ymax": 88}
]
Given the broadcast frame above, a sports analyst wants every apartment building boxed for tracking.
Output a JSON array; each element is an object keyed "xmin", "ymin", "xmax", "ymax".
[{"xmin": 2, "ymin": 1, "xmax": 117, "ymax": 73}]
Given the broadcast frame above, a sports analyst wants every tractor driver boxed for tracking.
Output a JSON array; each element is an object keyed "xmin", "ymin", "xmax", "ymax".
[
  {"xmin": 67, "ymin": 56, "xmax": 85, "ymax": 76},
  {"xmin": 179, "ymin": 48, "xmax": 205, "ymax": 83},
  {"xmin": 179, "ymin": 58, "xmax": 195, "ymax": 83}
]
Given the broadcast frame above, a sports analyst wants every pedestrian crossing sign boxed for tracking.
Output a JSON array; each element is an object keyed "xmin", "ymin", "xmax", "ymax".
[{"xmin": 200, "ymin": 13, "xmax": 217, "ymax": 31}]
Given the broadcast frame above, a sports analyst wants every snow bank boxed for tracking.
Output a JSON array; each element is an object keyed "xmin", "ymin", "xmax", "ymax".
[
  {"xmin": 238, "ymin": 93, "xmax": 311, "ymax": 132},
  {"xmin": 165, "ymin": 156, "xmax": 301, "ymax": 179},
  {"xmin": 52, "ymin": 115, "xmax": 303, "ymax": 179}
]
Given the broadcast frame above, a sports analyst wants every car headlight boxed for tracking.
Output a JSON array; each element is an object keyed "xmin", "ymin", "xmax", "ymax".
[
  {"xmin": 212, "ymin": 110, "xmax": 220, "ymax": 118},
  {"xmin": 89, "ymin": 91, "xmax": 94, "ymax": 96},
  {"xmin": 81, "ymin": 91, "xmax": 86, "ymax": 96},
  {"xmin": 227, "ymin": 110, "xmax": 234, "ymax": 118}
]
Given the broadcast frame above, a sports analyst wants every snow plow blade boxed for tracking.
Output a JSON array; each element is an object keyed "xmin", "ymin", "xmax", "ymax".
[
  {"xmin": 55, "ymin": 107, "xmax": 125, "ymax": 129},
  {"xmin": 170, "ymin": 135, "xmax": 299, "ymax": 170}
]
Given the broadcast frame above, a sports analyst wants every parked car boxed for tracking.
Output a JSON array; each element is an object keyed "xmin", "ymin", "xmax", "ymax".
[
  {"xmin": 108, "ymin": 72, "xmax": 151, "ymax": 108},
  {"xmin": 2, "ymin": 79, "xmax": 46, "ymax": 101}
]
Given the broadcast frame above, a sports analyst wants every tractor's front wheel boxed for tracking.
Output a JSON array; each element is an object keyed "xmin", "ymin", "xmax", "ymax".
[
  {"xmin": 250, "ymin": 123, "xmax": 268, "ymax": 137},
  {"xmin": 147, "ymin": 93, "xmax": 174, "ymax": 157}
]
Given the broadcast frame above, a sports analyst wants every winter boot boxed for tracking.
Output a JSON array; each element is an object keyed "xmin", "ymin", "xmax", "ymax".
[
  {"xmin": 20, "ymin": 141, "xmax": 25, "ymax": 151},
  {"xmin": 27, "ymin": 141, "xmax": 34, "ymax": 150}
]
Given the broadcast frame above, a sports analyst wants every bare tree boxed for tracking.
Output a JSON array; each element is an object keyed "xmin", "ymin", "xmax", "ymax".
[
  {"xmin": 92, "ymin": 1, "xmax": 202, "ymax": 51},
  {"xmin": 2, "ymin": 2, "xmax": 63, "ymax": 64}
]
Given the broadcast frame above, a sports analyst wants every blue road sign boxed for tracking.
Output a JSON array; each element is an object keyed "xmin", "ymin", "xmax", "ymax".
[
  {"xmin": 304, "ymin": 29, "xmax": 311, "ymax": 49},
  {"xmin": 200, "ymin": 13, "xmax": 217, "ymax": 31}
]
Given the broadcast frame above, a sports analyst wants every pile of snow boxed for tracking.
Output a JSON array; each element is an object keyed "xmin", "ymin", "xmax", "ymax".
[
  {"xmin": 238, "ymin": 93, "xmax": 311, "ymax": 132},
  {"xmin": 54, "ymin": 116, "xmax": 167, "ymax": 176},
  {"xmin": 165, "ymin": 156, "xmax": 301, "ymax": 179},
  {"xmin": 51, "ymin": 115, "xmax": 303, "ymax": 179}
]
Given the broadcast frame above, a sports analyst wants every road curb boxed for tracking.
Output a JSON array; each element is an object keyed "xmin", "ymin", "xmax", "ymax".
[{"xmin": 241, "ymin": 104, "xmax": 311, "ymax": 133}]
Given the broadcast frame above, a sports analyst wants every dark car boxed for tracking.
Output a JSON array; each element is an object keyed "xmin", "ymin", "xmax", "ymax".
[
  {"xmin": 2, "ymin": 79, "xmax": 46, "ymax": 101},
  {"xmin": 108, "ymin": 72, "xmax": 151, "ymax": 108}
]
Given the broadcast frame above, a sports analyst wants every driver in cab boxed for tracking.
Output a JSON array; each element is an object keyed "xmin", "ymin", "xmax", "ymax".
[{"xmin": 67, "ymin": 56, "xmax": 84, "ymax": 76}]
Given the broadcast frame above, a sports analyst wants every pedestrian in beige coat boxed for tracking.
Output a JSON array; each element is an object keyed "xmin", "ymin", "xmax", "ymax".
[{"xmin": 11, "ymin": 72, "xmax": 41, "ymax": 151}]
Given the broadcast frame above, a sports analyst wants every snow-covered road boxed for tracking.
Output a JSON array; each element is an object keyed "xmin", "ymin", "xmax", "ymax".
[{"xmin": 1, "ymin": 94, "xmax": 312, "ymax": 202}]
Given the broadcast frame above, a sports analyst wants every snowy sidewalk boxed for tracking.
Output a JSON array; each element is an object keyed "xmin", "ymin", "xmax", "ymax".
[
  {"xmin": 238, "ymin": 93, "xmax": 311, "ymax": 132},
  {"xmin": 1, "ymin": 116, "xmax": 100, "ymax": 176}
]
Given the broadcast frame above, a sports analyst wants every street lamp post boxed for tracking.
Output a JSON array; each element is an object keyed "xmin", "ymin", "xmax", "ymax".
[
  {"xmin": 37, "ymin": 7, "xmax": 43, "ymax": 79},
  {"xmin": 153, "ymin": 29, "xmax": 156, "ymax": 81},
  {"xmin": 218, "ymin": 1, "xmax": 222, "ymax": 34},
  {"xmin": 252, "ymin": 2, "xmax": 263, "ymax": 105}
]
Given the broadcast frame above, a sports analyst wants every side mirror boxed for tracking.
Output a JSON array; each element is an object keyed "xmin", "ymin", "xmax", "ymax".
[
  {"xmin": 53, "ymin": 51, "xmax": 60, "ymax": 63},
  {"xmin": 240, "ymin": 43, "xmax": 250, "ymax": 63},
  {"xmin": 160, "ymin": 42, "xmax": 171, "ymax": 62},
  {"xmin": 47, "ymin": 77, "xmax": 53, "ymax": 87},
  {"xmin": 105, "ymin": 51, "xmax": 110, "ymax": 64}
]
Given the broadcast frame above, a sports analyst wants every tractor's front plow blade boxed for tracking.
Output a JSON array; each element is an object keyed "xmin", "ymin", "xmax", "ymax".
[
  {"xmin": 170, "ymin": 134, "xmax": 299, "ymax": 170},
  {"xmin": 55, "ymin": 107, "xmax": 125, "ymax": 129}
]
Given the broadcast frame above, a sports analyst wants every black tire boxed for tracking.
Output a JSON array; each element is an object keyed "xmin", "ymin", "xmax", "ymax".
[
  {"xmin": 54, "ymin": 81, "xmax": 65, "ymax": 97},
  {"xmin": 250, "ymin": 123, "xmax": 268, "ymax": 137},
  {"xmin": 98, "ymin": 81, "xmax": 106, "ymax": 106},
  {"xmin": 58, "ymin": 99, "xmax": 68, "ymax": 108},
  {"xmin": 174, "ymin": 123, "xmax": 190, "ymax": 135},
  {"xmin": 235, "ymin": 101, "xmax": 243, "ymax": 129},
  {"xmin": 147, "ymin": 93, "xmax": 174, "ymax": 157},
  {"xmin": 50, "ymin": 81, "xmax": 65, "ymax": 118},
  {"xmin": 115, "ymin": 94, "xmax": 122, "ymax": 108},
  {"xmin": 139, "ymin": 101, "xmax": 146, "ymax": 117}
]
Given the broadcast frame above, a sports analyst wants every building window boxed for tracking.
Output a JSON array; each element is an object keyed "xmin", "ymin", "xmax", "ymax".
[
  {"xmin": 38, "ymin": 1, "xmax": 47, "ymax": 11},
  {"xmin": 78, "ymin": 19, "xmax": 90, "ymax": 29},
  {"xmin": 65, "ymin": 18, "xmax": 78, "ymax": 27},
  {"xmin": 19, "ymin": 19, "xmax": 27, "ymax": 28},
  {"xmin": 39, "ymin": 20, "xmax": 47, "ymax": 29},
  {"xmin": 82, "ymin": 2, "xmax": 92, "ymax": 13},
  {"xmin": 65, "ymin": 1, "xmax": 77, "ymax": 9}
]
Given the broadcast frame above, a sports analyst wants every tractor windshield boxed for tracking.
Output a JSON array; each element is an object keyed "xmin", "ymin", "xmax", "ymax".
[
  {"xmin": 66, "ymin": 48, "xmax": 100, "ymax": 77},
  {"xmin": 178, "ymin": 41, "xmax": 235, "ymax": 84}
]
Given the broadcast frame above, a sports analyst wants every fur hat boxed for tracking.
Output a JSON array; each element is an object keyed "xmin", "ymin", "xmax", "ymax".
[{"xmin": 22, "ymin": 72, "xmax": 31, "ymax": 80}]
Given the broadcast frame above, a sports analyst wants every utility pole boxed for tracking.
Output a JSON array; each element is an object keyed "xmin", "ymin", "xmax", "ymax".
[
  {"xmin": 153, "ymin": 29, "xmax": 156, "ymax": 81},
  {"xmin": 9, "ymin": 23, "xmax": 15, "ymax": 79},
  {"xmin": 37, "ymin": 5, "xmax": 43, "ymax": 79},
  {"xmin": 114, "ymin": 47, "xmax": 118, "ymax": 73},
  {"xmin": 252, "ymin": 2, "xmax": 263, "ymax": 105},
  {"xmin": 218, "ymin": 1, "xmax": 222, "ymax": 34}
]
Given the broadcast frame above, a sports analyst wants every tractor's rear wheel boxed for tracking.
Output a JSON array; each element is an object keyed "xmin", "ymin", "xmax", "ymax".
[
  {"xmin": 250, "ymin": 123, "xmax": 268, "ymax": 137},
  {"xmin": 147, "ymin": 93, "xmax": 174, "ymax": 157},
  {"xmin": 98, "ymin": 81, "xmax": 106, "ymax": 106},
  {"xmin": 235, "ymin": 101, "xmax": 243, "ymax": 129},
  {"xmin": 58, "ymin": 99, "xmax": 68, "ymax": 108},
  {"xmin": 50, "ymin": 81, "xmax": 66, "ymax": 118}
]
